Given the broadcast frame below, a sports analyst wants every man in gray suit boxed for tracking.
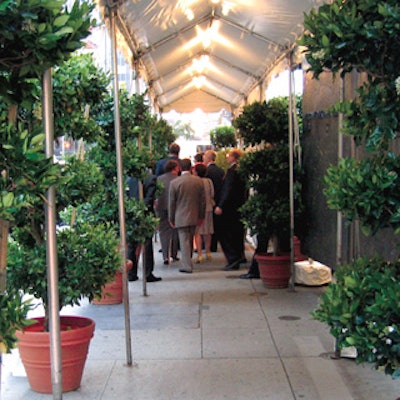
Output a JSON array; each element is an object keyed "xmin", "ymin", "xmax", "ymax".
[
  {"xmin": 168, "ymin": 158, "xmax": 206, "ymax": 273},
  {"xmin": 155, "ymin": 159, "xmax": 180, "ymax": 264}
]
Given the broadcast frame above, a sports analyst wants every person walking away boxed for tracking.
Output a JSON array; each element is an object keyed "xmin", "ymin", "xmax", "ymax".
[
  {"xmin": 155, "ymin": 159, "xmax": 180, "ymax": 265},
  {"xmin": 168, "ymin": 158, "xmax": 206, "ymax": 273},
  {"xmin": 127, "ymin": 171, "xmax": 162, "ymax": 282},
  {"xmin": 204, "ymin": 149, "xmax": 224, "ymax": 252},
  {"xmin": 155, "ymin": 142, "xmax": 181, "ymax": 177},
  {"xmin": 193, "ymin": 163, "xmax": 214, "ymax": 263},
  {"xmin": 214, "ymin": 149, "xmax": 247, "ymax": 271}
]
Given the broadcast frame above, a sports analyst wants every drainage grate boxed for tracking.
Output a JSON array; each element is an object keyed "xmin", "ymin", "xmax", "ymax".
[{"xmin": 278, "ymin": 315, "xmax": 301, "ymax": 321}]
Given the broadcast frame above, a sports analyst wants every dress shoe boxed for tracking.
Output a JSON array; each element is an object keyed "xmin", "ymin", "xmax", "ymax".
[
  {"xmin": 147, "ymin": 274, "xmax": 162, "ymax": 282},
  {"xmin": 172, "ymin": 257, "xmax": 180, "ymax": 261},
  {"xmin": 163, "ymin": 259, "xmax": 169, "ymax": 265},
  {"xmin": 239, "ymin": 272, "xmax": 260, "ymax": 279},
  {"xmin": 179, "ymin": 268, "xmax": 193, "ymax": 273},
  {"xmin": 223, "ymin": 260, "xmax": 240, "ymax": 271},
  {"xmin": 128, "ymin": 275, "xmax": 138, "ymax": 282}
]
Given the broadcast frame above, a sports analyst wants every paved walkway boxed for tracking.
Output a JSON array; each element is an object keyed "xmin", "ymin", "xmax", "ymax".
[{"xmin": 1, "ymin": 243, "xmax": 399, "ymax": 399}]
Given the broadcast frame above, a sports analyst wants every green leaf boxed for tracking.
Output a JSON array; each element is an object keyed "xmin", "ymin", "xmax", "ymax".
[{"xmin": 54, "ymin": 14, "xmax": 70, "ymax": 27}]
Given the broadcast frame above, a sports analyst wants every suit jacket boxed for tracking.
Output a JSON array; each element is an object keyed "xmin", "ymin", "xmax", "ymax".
[
  {"xmin": 156, "ymin": 172, "xmax": 177, "ymax": 212},
  {"xmin": 127, "ymin": 173, "xmax": 157, "ymax": 213},
  {"xmin": 218, "ymin": 163, "xmax": 247, "ymax": 216},
  {"xmin": 168, "ymin": 172, "xmax": 206, "ymax": 228},
  {"xmin": 206, "ymin": 163, "xmax": 224, "ymax": 204},
  {"xmin": 155, "ymin": 155, "xmax": 181, "ymax": 176}
]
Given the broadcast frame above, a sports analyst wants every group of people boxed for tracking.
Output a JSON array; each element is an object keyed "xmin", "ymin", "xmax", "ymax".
[{"xmin": 127, "ymin": 142, "xmax": 261, "ymax": 281}]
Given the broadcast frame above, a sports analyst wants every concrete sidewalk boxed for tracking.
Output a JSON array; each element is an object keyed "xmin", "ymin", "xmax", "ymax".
[{"xmin": 1, "ymin": 243, "xmax": 399, "ymax": 399}]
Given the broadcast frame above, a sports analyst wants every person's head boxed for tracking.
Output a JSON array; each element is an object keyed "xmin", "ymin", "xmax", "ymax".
[
  {"xmin": 180, "ymin": 158, "xmax": 192, "ymax": 172},
  {"xmin": 164, "ymin": 159, "xmax": 179, "ymax": 174},
  {"xmin": 204, "ymin": 150, "xmax": 217, "ymax": 165},
  {"xmin": 194, "ymin": 163, "xmax": 207, "ymax": 178},
  {"xmin": 169, "ymin": 142, "xmax": 180, "ymax": 156},
  {"xmin": 194, "ymin": 152, "xmax": 203, "ymax": 163},
  {"xmin": 226, "ymin": 148, "xmax": 242, "ymax": 164}
]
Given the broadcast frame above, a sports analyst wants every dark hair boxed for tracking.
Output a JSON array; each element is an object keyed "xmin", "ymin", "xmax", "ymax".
[
  {"xmin": 194, "ymin": 152, "xmax": 203, "ymax": 163},
  {"xmin": 180, "ymin": 158, "xmax": 192, "ymax": 171},
  {"xmin": 169, "ymin": 143, "xmax": 180, "ymax": 155},
  {"xmin": 164, "ymin": 159, "xmax": 179, "ymax": 173},
  {"xmin": 195, "ymin": 163, "xmax": 207, "ymax": 178}
]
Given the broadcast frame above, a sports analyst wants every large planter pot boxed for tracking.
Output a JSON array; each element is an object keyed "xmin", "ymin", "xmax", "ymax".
[
  {"xmin": 93, "ymin": 259, "xmax": 133, "ymax": 305},
  {"xmin": 16, "ymin": 315, "xmax": 95, "ymax": 393},
  {"xmin": 93, "ymin": 270, "xmax": 124, "ymax": 305},
  {"xmin": 255, "ymin": 253, "xmax": 291, "ymax": 289},
  {"xmin": 294, "ymin": 236, "xmax": 307, "ymax": 261}
]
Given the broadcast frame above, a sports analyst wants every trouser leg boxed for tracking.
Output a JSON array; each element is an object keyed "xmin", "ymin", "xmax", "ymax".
[{"xmin": 177, "ymin": 226, "xmax": 195, "ymax": 271}]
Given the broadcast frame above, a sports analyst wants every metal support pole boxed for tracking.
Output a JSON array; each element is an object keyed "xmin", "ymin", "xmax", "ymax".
[
  {"xmin": 288, "ymin": 62, "xmax": 296, "ymax": 291},
  {"xmin": 110, "ymin": 8, "xmax": 133, "ymax": 366},
  {"xmin": 43, "ymin": 69, "xmax": 63, "ymax": 399},
  {"xmin": 336, "ymin": 76, "xmax": 344, "ymax": 267}
]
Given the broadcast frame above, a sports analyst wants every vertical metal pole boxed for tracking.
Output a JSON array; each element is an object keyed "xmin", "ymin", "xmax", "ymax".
[
  {"xmin": 288, "ymin": 62, "xmax": 295, "ymax": 291},
  {"xmin": 336, "ymin": 76, "xmax": 344, "ymax": 266},
  {"xmin": 133, "ymin": 63, "xmax": 148, "ymax": 297},
  {"xmin": 109, "ymin": 7, "xmax": 132, "ymax": 365},
  {"xmin": 43, "ymin": 69, "xmax": 63, "ymax": 399}
]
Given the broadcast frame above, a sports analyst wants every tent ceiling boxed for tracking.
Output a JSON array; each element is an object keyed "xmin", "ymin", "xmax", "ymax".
[{"xmin": 99, "ymin": 0, "xmax": 324, "ymax": 113}]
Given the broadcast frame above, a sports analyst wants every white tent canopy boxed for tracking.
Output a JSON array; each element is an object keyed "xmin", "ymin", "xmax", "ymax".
[{"xmin": 98, "ymin": 0, "xmax": 325, "ymax": 114}]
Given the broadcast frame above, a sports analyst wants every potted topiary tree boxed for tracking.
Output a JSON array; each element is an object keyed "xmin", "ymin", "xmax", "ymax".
[
  {"xmin": 85, "ymin": 90, "xmax": 160, "ymax": 302},
  {"xmin": 300, "ymin": 0, "xmax": 400, "ymax": 377},
  {"xmin": 0, "ymin": 0, "xmax": 126, "ymax": 392},
  {"xmin": 210, "ymin": 126, "xmax": 237, "ymax": 150},
  {"xmin": 235, "ymin": 98, "xmax": 305, "ymax": 288},
  {"xmin": 6, "ymin": 154, "xmax": 122, "ymax": 393}
]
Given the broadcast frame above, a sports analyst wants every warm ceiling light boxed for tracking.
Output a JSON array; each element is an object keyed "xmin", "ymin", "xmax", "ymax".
[
  {"xmin": 221, "ymin": 2, "xmax": 232, "ymax": 15},
  {"xmin": 198, "ymin": 21, "xmax": 219, "ymax": 49},
  {"xmin": 193, "ymin": 75, "xmax": 206, "ymax": 88},
  {"xmin": 210, "ymin": 0, "xmax": 220, "ymax": 4},
  {"xmin": 192, "ymin": 55, "xmax": 210, "ymax": 73},
  {"xmin": 184, "ymin": 8, "xmax": 194, "ymax": 20}
]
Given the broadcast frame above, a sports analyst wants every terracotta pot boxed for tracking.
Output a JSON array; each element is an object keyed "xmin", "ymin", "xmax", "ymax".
[
  {"xmin": 255, "ymin": 253, "xmax": 291, "ymax": 289},
  {"xmin": 93, "ymin": 259, "xmax": 133, "ymax": 305},
  {"xmin": 294, "ymin": 236, "xmax": 307, "ymax": 261},
  {"xmin": 16, "ymin": 315, "xmax": 95, "ymax": 393}
]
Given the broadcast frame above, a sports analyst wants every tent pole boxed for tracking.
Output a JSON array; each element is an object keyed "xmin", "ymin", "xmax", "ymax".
[
  {"xmin": 43, "ymin": 68, "xmax": 63, "ymax": 399},
  {"xmin": 109, "ymin": 7, "xmax": 133, "ymax": 366},
  {"xmin": 336, "ymin": 76, "xmax": 344, "ymax": 266},
  {"xmin": 288, "ymin": 58, "xmax": 295, "ymax": 292}
]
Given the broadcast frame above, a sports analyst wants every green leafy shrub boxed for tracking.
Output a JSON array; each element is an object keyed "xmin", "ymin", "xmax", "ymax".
[{"xmin": 313, "ymin": 256, "xmax": 400, "ymax": 378}]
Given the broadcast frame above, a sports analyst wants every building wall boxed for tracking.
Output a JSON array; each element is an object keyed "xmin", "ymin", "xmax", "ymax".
[{"xmin": 302, "ymin": 71, "xmax": 400, "ymax": 269}]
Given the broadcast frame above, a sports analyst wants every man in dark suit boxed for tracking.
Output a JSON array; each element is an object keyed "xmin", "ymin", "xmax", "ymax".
[
  {"xmin": 155, "ymin": 159, "xmax": 180, "ymax": 265},
  {"xmin": 127, "ymin": 171, "xmax": 162, "ymax": 282},
  {"xmin": 155, "ymin": 142, "xmax": 181, "ymax": 177},
  {"xmin": 168, "ymin": 158, "xmax": 206, "ymax": 273},
  {"xmin": 204, "ymin": 150, "xmax": 224, "ymax": 252},
  {"xmin": 214, "ymin": 149, "xmax": 247, "ymax": 271}
]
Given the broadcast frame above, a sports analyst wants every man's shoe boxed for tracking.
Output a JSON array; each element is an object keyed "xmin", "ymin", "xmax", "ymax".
[
  {"xmin": 239, "ymin": 272, "xmax": 260, "ymax": 279},
  {"xmin": 128, "ymin": 275, "xmax": 138, "ymax": 282},
  {"xmin": 179, "ymin": 268, "xmax": 193, "ymax": 273},
  {"xmin": 223, "ymin": 260, "xmax": 240, "ymax": 271},
  {"xmin": 163, "ymin": 259, "xmax": 169, "ymax": 265},
  {"xmin": 172, "ymin": 257, "xmax": 180, "ymax": 262},
  {"xmin": 147, "ymin": 274, "xmax": 162, "ymax": 282}
]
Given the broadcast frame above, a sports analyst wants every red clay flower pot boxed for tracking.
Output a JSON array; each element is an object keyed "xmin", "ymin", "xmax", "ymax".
[
  {"xmin": 255, "ymin": 252, "xmax": 291, "ymax": 289},
  {"xmin": 16, "ymin": 315, "xmax": 95, "ymax": 393}
]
